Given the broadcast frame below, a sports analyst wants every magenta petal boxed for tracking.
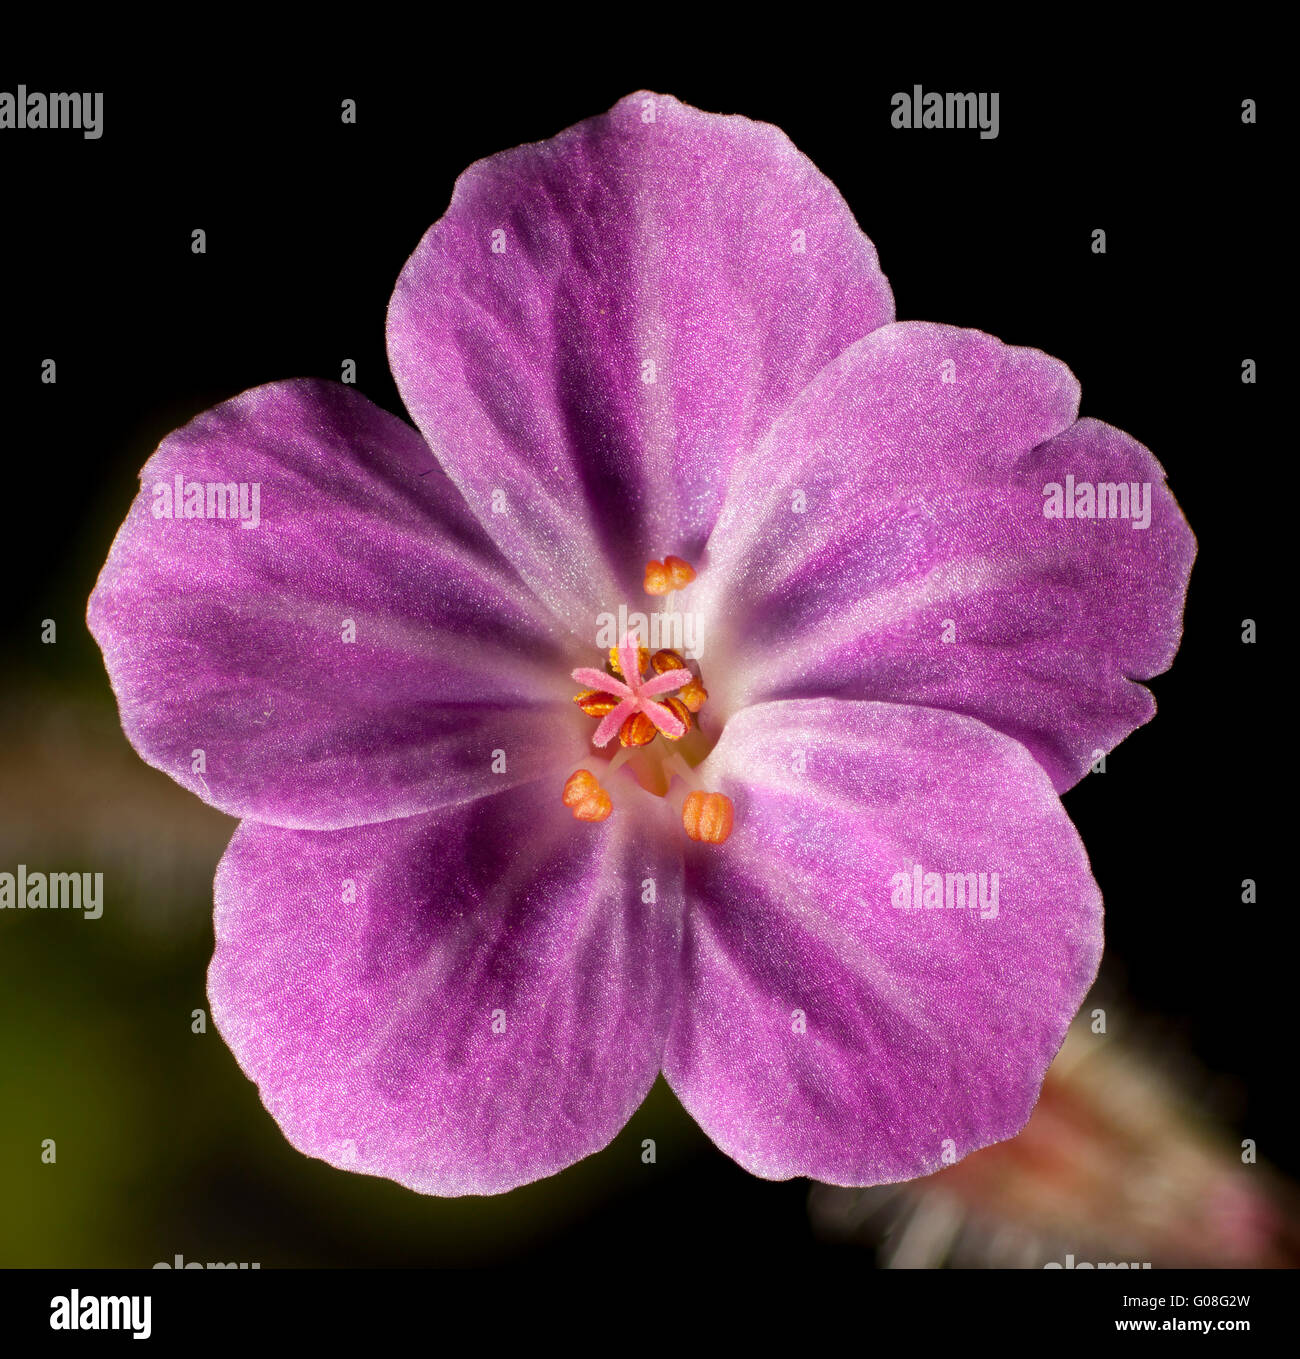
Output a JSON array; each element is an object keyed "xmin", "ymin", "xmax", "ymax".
[
  {"xmin": 209, "ymin": 779, "xmax": 684, "ymax": 1195},
  {"xmin": 663, "ymin": 698, "xmax": 1103, "ymax": 1186},
  {"xmin": 387, "ymin": 91, "xmax": 895, "ymax": 631},
  {"xmin": 698, "ymin": 322, "xmax": 1195, "ymax": 790},
  {"xmin": 88, "ymin": 379, "xmax": 582, "ymax": 829}
]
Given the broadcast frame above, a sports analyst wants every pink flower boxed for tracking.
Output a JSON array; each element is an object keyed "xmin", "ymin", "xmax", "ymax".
[{"xmin": 87, "ymin": 93, "xmax": 1194, "ymax": 1195}]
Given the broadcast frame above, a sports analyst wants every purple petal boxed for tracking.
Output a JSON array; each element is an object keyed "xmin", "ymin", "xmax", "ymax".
[
  {"xmin": 387, "ymin": 91, "xmax": 894, "ymax": 632},
  {"xmin": 88, "ymin": 379, "xmax": 584, "ymax": 829},
  {"xmin": 697, "ymin": 322, "xmax": 1195, "ymax": 791},
  {"xmin": 209, "ymin": 777, "xmax": 684, "ymax": 1195},
  {"xmin": 663, "ymin": 698, "xmax": 1103, "ymax": 1186}
]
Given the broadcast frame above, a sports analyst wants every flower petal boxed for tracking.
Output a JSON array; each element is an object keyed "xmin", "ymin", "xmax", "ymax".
[
  {"xmin": 209, "ymin": 777, "xmax": 684, "ymax": 1196},
  {"xmin": 88, "ymin": 379, "xmax": 583, "ymax": 830},
  {"xmin": 697, "ymin": 322, "xmax": 1194, "ymax": 791},
  {"xmin": 662, "ymin": 698, "xmax": 1103, "ymax": 1186},
  {"xmin": 387, "ymin": 91, "xmax": 894, "ymax": 633}
]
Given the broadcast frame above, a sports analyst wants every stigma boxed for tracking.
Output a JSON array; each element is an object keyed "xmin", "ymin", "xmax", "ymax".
[{"xmin": 571, "ymin": 633, "xmax": 694, "ymax": 749}]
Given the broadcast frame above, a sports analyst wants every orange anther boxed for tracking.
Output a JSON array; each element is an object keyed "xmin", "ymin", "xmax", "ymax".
[
  {"xmin": 660, "ymin": 696, "xmax": 692, "ymax": 739},
  {"xmin": 562, "ymin": 769, "xmax": 612, "ymax": 822},
  {"xmin": 682, "ymin": 790, "xmax": 734, "ymax": 844},
  {"xmin": 618, "ymin": 711, "xmax": 658, "ymax": 747},
  {"xmin": 573, "ymin": 689, "xmax": 619, "ymax": 717},
  {"xmin": 644, "ymin": 560, "xmax": 671, "ymax": 595},
  {"xmin": 562, "ymin": 769, "xmax": 600, "ymax": 806},
  {"xmin": 650, "ymin": 648, "xmax": 687, "ymax": 674},
  {"xmin": 664, "ymin": 555, "xmax": 696, "ymax": 589},
  {"xmin": 644, "ymin": 556, "xmax": 696, "ymax": 595},
  {"xmin": 678, "ymin": 677, "xmax": 708, "ymax": 713}
]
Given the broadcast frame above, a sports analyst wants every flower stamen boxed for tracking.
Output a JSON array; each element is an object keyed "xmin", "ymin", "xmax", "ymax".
[
  {"xmin": 677, "ymin": 676, "xmax": 708, "ymax": 713},
  {"xmin": 562, "ymin": 769, "xmax": 612, "ymax": 822},
  {"xmin": 569, "ymin": 628, "xmax": 726, "ymax": 839},
  {"xmin": 660, "ymin": 696, "xmax": 693, "ymax": 737},
  {"xmin": 650, "ymin": 648, "xmax": 686, "ymax": 673},
  {"xmin": 644, "ymin": 555, "xmax": 696, "ymax": 595},
  {"xmin": 619, "ymin": 712, "xmax": 659, "ymax": 747},
  {"xmin": 682, "ymin": 790, "xmax": 734, "ymax": 844},
  {"xmin": 573, "ymin": 689, "xmax": 619, "ymax": 717}
]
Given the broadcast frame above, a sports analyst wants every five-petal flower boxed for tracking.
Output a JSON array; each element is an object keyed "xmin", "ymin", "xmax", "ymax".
[{"xmin": 87, "ymin": 92, "xmax": 1194, "ymax": 1196}]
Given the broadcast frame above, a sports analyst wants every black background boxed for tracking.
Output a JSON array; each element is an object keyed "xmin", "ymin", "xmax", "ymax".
[{"xmin": 0, "ymin": 48, "xmax": 1280, "ymax": 1268}]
